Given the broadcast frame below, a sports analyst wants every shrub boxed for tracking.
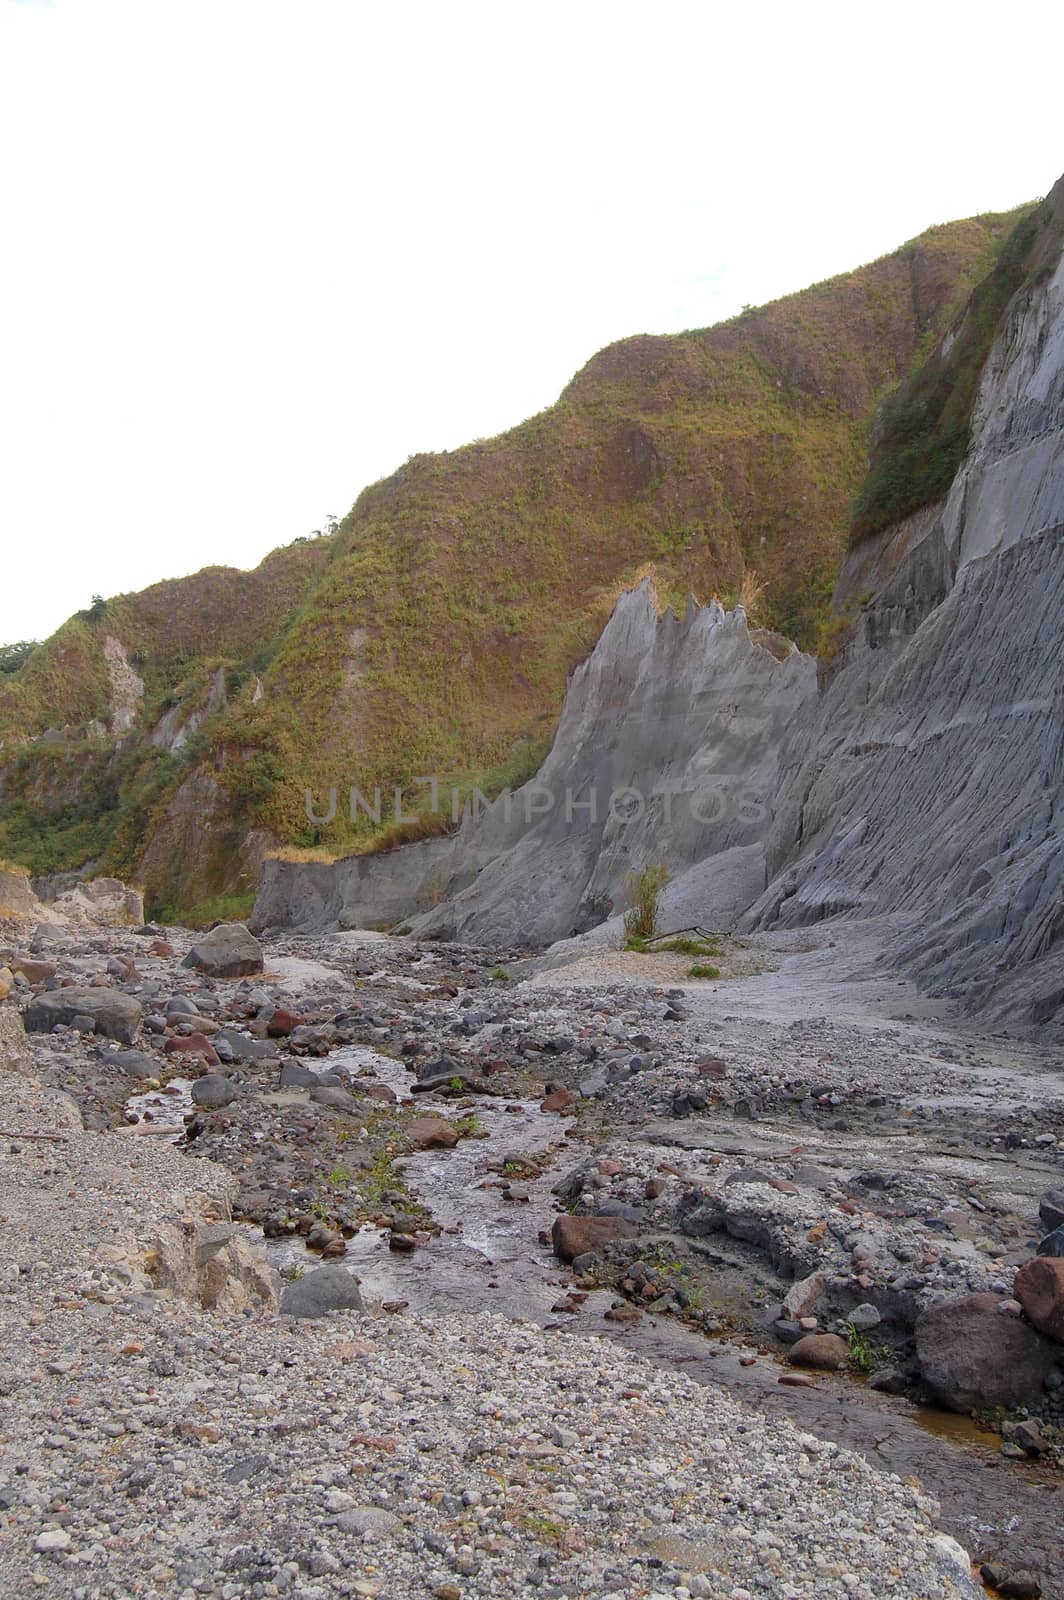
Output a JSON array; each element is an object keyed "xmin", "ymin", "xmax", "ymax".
[{"xmin": 623, "ymin": 863, "xmax": 669, "ymax": 941}]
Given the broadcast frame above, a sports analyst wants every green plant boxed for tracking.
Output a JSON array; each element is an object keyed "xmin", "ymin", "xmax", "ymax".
[
  {"xmin": 687, "ymin": 963, "xmax": 720, "ymax": 979},
  {"xmin": 488, "ymin": 965, "xmax": 511, "ymax": 981},
  {"xmin": 454, "ymin": 1113, "xmax": 486, "ymax": 1138},
  {"xmin": 0, "ymin": 641, "xmax": 38, "ymax": 675},
  {"xmin": 280, "ymin": 1264, "xmax": 304, "ymax": 1282},
  {"xmin": 623, "ymin": 863, "xmax": 669, "ymax": 941},
  {"xmin": 846, "ymin": 1321, "xmax": 891, "ymax": 1374},
  {"xmin": 326, "ymin": 1164, "xmax": 351, "ymax": 1189}
]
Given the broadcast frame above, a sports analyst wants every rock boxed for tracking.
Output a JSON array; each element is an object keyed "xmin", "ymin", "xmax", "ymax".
[
  {"xmin": 99, "ymin": 1049, "xmax": 158, "ymax": 1080},
  {"xmin": 309, "ymin": 1085, "xmax": 363, "ymax": 1112},
  {"xmin": 280, "ymin": 1265, "xmax": 365, "ymax": 1319},
  {"xmin": 182, "ymin": 922, "xmax": 264, "ymax": 979},
  {"xmin": 24, "ymin": 988, "xmax": 142, "ymax": 1045},
  {"xmin": 35, "ymin": 1528, "xmax": 72, "ymax": 1552},
  {"xmin": 551, "ymin": 1214, "xmax": 638, "ymax": 1262},
  {"xmin": 191, "ymin": 1074, "xmax": 239, "ymax": 1109},
  {"xmin": 408, "ymin": 1117, "xmax": 459, "ymax": 1150},
  {"xmin": 595, "ymin": 1199, "xmax": 642, "ymax": 1223},
  {"xmin": 540, "ymin": 1086, "xmax": 573, "ymax": 1113},
  {"xmin": 1039, "ymin": 1188, "xmax": 1064, "ymax": 1233},
  {"xmin": 279, "ymin": 1061, "xmax": 319, "ymax": 1087},
  {"xmin": 335, "ymin": 1506, "xmax": 399, "ymax": 1537},
  {"xmin": 847, "ymin": 1302, "xmax": 882, "ymax": 1331},
  {"xmin": 267, "ymin": 1009, "xmax": 303, "ymax": 1037},
  {"xmin": 1013, "ymin": 1256, "xmax": 1064, "ymax": 1341},
  {"xmin": 214, "ymin": 1027, "xmax": 276, "ymax": 1062},
  {"xmin": 1038, "ymin": 1225, "xmax": 1064, "ymax": 1258},
  {"xmin": 163, "ymin": 1032, "xmax": 219, "ymax": 1066},
  {"xmin": 868, "ymin": 1367, "xmax": 908, "ymax": 1395},
  {"xmin": 915, "ymin": 1292, "xmax": 1057, "ymax": 1413},
  {"xmin": 1005, "ymin": 1418, "xmax": 1048, "ymax": 1456},
  {"xmin": 11, "ymin": 956, "xmax": 56, "ymax": 983},
  {"xmin": 0, "ymin": 967, "xmax": 13, "ymax": 1000},
  {"xmin": 782, "ymin": 1271, "xmax": 826, "ymax": 1320},
  {"xmin": 787, "ymin": 1333, "xmax": 850, "ymax": 1370}
]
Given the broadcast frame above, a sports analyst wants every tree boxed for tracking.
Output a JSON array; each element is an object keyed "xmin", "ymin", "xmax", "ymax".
[{"xmin": 0, "ymin": 639, "xmax": 38, "ymax": 675}]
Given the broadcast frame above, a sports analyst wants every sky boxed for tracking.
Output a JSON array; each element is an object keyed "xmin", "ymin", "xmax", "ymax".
[{"xmin": 1, "ymin": 0, "xmax": 1062, "ymax": 644}]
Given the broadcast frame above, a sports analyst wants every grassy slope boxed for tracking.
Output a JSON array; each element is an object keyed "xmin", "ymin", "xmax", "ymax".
[
  {"xmin": 0, "ymin": 203, "xmax": 1032, "ymax": 900},
  {"xmin": 232, "ymin": 207, "xmax": 1027, "ymax": 852}
]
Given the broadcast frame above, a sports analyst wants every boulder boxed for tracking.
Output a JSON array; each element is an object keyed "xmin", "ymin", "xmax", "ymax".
[
  {"xmin": 1039, "ymin": 1227, "xmax": 1064, "ymax": 1258},
  {"xmin": 915, "ymin": 1292, "xmax": 1057, "ymax": 1413},
  {"xmin": 1040, "ymin": 1189, "xmax": 1064, "ymax": 1233},
  {"xmin": 182, "ymin": 923, "xmax": 264, "ymax": 979},
  {"xmin": 280, "ymin": 1265, "xmax": 364, "ymax": 1319},
  {"xmin": 787, "ymin": 1333, "xmax": 849, "ymax": 1370},
  {"xmin": 1013, "ymin": 1257, "xmax": 1064, "ymax": 1342},
  {"xmin": 10, "ymin": 956, "xmax": 56, "ymax": 983},
  {"xmin": 0, "ymin": 1008, "xmax": 34, "ymax": 1077},
  {"xmin": 408, "ymin": 1116, "xmax": 459, "ymax": 1150},
  {"xmin": 191, "ymin": 1074, "xmax": 239, "ymax": 1109},
  {"xmin": 24, "ymin": 988, "xmax": 142, "ymax": 1045},
  {"xmin": 782, "ymin": 1270, "xmax": 826, "ymax": 1320},
  {"xmin": 551, "ymin": 1214, "xmax": 638, "ymax": 1262}
]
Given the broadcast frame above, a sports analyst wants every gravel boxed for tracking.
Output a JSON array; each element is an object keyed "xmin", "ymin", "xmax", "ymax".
[{"xmin": 0, "ymin": 1002, "xmax": 982, "ymax": 1600}]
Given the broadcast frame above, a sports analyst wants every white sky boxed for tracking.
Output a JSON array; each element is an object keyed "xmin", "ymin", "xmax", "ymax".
[{"xmin": 1, "ymin": 0, "xmax": 1061, "ymax": 644}]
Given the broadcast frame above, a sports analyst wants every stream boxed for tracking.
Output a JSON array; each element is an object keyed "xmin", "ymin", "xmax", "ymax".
[{"xmin": 131, "ymin": 1047, "xmax": 1064, "ymax": 1593}]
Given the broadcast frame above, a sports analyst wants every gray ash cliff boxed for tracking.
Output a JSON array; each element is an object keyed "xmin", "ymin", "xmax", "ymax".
[
  {"xmin": 253, "ymin": 588, "xmax": 816, "ymax": 943},
  {"xmin": 746, "ymin": 183, "xmax": 1064, "ymax": 1035}
]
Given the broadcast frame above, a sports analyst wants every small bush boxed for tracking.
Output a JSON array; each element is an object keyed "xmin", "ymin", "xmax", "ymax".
[
  {"xmin": 623, "ymin": 863, "xmax": 669, "ymax": 941},
  {"xmin": 687, "ymin": 963, "xmax": 721, "ymax": 979}
]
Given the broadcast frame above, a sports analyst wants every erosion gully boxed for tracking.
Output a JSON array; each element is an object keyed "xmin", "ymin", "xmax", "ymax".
[{"xmin": 210, "ymin": 1046, "xmax": 1064, "ymax": 1598}]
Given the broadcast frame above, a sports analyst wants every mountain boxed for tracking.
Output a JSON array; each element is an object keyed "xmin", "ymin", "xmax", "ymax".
[{"xmin": 0, "ymin": 203, "xmax": 1030, "ymax": 918}]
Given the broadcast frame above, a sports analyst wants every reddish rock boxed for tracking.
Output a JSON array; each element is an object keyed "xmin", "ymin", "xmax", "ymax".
[
  {"xmin": 915, "ymin": 1291, "xmax": 1057, "ymax": 1413},
  {"xmin": 364, "ymin": 1082, "xmax": 398, "ymax": 1104},
  {"xmin": 597, "ymin": 1159, "xmax": 624, "ymax": 1176},
  {"xmin": 11, "ymin": 956, "xmax": 56, "ymax": 983},
  {"xmin": 787, "ymin": 1333, "xmax": 850, "ymax": 1370},
  {"xmin": 408, "ymin": 1117, "xmax": 459, "ymax": 1151},
  {"xmin": 696, "ymin": 1057, "xmax": 727, "ymax": 1079},
  {"xmin": 149, "ymin": 940, "xmax": 176, "ymax": 957},
  {"xmin": 267, "ymin": 1009, "xmax": 303, "ymax": 1038},
  {"xmin": 644, "ymin": 1177, "xmax": 666, "ymax": 1200},
  {"xmin": 604, "ymin": 1302, "xmax": 643, "ymax": 1324},
  {"xmin": 551, "ymin": 1214, "xmax": 638, "ymax": 1262},
  {"xmin": 541, "ymin": 1087, "xmax": 574, "ymax": 1114},
  {"xmin": 163, "ymin": 1033, "xmax": 220, "ymax": 1067},
  {"xmin": 1014, "ymin": 1256, "xmax": 1064, "ymax": 1342}
]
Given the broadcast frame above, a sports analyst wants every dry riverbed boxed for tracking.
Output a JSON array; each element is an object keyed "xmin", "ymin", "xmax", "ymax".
[{"xmin": 1, "ymin": 916, "xmax": 1062, "ymax": 1598}]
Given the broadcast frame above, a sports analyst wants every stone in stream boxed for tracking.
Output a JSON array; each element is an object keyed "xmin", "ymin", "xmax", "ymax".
[
  {"xmin": 408, "ymin": 1117, "xmax": 459, "ymax": 1150},
  {"xmin": 191, "ymin": 1074, "xmax": 239, "ymax": 1109},
  {"xmin": 915, "ymin": 1292, "xmax": 1057, "ymax": 1413},
  {"xmin": 280, "ymin": 1265, "xmax": 364, "ymax": 1318},
  {"xmin": 99, "ymin": 1048, "xmax": 158, "ymax": 1080},
  {"xmin": 24, "ymin": 988, "xmax": 142, "ymax": 1045},
  {"xmin": 1013, "ymin": 1257, "xmax": 1064, "ymax": 1342},
  {"xmin": 786, "ymin": 1333, "xmax": 849, "ymax": 1371},
  {"xmin": 182, "ymin": 922, "xmax": 264, "ymax": 979},
  {"xmin": 551, "ymin": 1214, "xmax": 638, "ymax": 1262}
]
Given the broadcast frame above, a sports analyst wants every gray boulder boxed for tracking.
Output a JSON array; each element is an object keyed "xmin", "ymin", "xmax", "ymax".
[
  {"xmin": 182, "ymin": 923, "xmax": 264, "ymax": 979},
  {"xmin": 191, "ymin": 1073, "xmax": 239, "ymax": 1109},
  {"xmin": 915, "ymin": 1292, "xmax": 1057, "ymax": 1413},
  {"xmin": 280, "ymin": 1265, "xmax": 364, "ymax": 1319},
  {"xmin": 1039, "ymin": 1189, "xmax": 1064, "ymax": 1234},
  {"xmin": 24, "ymin": 989, "xmax": 142, "ymax": 1045}
]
